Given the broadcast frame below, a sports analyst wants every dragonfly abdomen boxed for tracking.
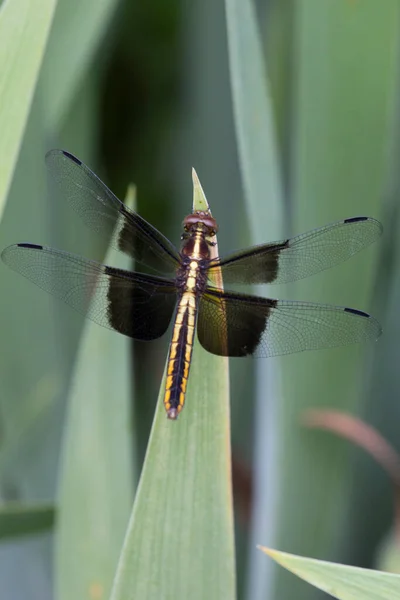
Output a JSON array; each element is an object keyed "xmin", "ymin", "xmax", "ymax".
[{"xmin": 164, "ymin": 292, "xmax": 198, "ymax": 419}]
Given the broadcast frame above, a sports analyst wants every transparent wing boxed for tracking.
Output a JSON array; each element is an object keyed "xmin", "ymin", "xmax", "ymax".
[
  {"xmin": 46, "ymin": 149, "xmax": 180, "ymax": 275},
  {"xmin": 2, "ymin": 243, "xmax": 177, "ymax": 340},
  {"xmin": 208, "ymin": 217, "xmax": 382, "ymax": 285},
  {"xmin": 198, "ymin": 287, "xmax": 381, "ymax": 357}
]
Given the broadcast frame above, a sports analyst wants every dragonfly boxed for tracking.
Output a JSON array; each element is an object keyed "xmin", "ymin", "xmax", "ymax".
[{"xmin": 2, "ymin": 150, "xmax": 382, "ymax": 419}]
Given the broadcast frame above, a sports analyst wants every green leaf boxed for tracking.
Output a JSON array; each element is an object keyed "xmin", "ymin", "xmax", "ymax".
[
  {"xmin": 260, "ymin": 547, "xmax": 400, "ymax": 600},
  {"xmin": 110, "ymin": 173, "xmax": 235, "ymax": 600},
  {"xmin": 225, "ymin": 0, "xmax": 284, "ymax": 237},
  {"xmin": 224, "ymin": 0, "xmax": 285, "ymax": 596},
  {"xmin": 273, "ymin": 9, "xmax": 398, "ymax": 597},
  {"xmin": 0, "ymin": 502, "xmax": 54, "ymax": 539},
  {"xmin": 56, "ymin": 187, "xmax": 136, "ymax": 600},
  {"xmin": 43, "ymin": 0, "xmax": 119, "ymax": 127},
  {"xmin": 0, "ymin": 0, "xmax": 56, "ymax": 220}
]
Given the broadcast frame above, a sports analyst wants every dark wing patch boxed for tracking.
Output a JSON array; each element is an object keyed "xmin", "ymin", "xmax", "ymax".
[
  {"xmin": 208, "ymin": 217, "xmax": 382, "ymax": 285},
  {"xmin": 2, "ymin": 244, "xmax": 177, "ymax": 340},
  {"xmin": 45, "ymin": 149, "xmax": 180, "ymax": 274},
  {"xmin": 197, "ymin": 287, "xmax": 381, "ymax": 358}
]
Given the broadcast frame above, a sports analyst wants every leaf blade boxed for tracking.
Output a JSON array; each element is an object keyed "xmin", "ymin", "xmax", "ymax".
[
  {"xmin": 110, "ymin": 174, "xmax": 235, "ymax": 600},
  {"xmin": 261, "ymin": 547, "xmax": 400, "ymax": 600},
  {"xmin": 0, "ymin": 0, "xmax": 56, "ymax": 219}
]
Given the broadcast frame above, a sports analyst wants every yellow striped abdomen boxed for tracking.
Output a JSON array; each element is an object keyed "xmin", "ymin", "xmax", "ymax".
[{"xmin": 164, "ymin": 292, "xmax": 198, "ymax": 419}]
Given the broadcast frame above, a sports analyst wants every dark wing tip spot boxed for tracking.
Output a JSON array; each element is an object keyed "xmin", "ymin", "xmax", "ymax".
[
  {"xmin": 61, "ymin": 150, "xmax": 82, "ymax": 165},
  {"xmin": 343, "ymin": 216, "xmax": 383, "ymax": 236},
  {"xmin": 17, "ymin": 243, "xmax": 43, "ymax": 250},
  {"xmin": 344, "ymin": 216, "xmax": 368, "ymax": 224},
  {"xmin": 344, "ymin": 307, "xmax": 370, "ymax": 318}
]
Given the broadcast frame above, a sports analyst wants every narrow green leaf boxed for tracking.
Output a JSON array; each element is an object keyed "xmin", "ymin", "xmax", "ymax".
[
  {"xmin": 225, "ymin": 0, "xmax": 285, "ymax": 597},
  {"xmin": 43, "ymin": 0, "xmax": 119, "ymax": 127},
  {"xmin": 0, "ymin": 0, "xmax": 56, "ymax": 219},
  {"xmin": 56, "ymin": 188, "xmax": 135, "ymax": 600},
  {"xmin": 274, "ymin": 7, "xmax": 398, "ymax": 596},
  {"xmin": 110, "ymin": 173, "xmax": 235, "ymax": 600},
  {"xmin": 225, "ymin": 0, "xmax": 284, "ymax": 236},
  {"xmin": 260, "ymin": 547, "xmax": 400, "ymax": 600},
  {"xmin": 0, "ymin": 502, "xmax": 54, "ymax": 539}
]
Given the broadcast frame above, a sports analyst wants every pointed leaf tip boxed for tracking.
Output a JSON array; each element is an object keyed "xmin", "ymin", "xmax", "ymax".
[
  {"xmin": 192, "ymin": 168, "xmax": 210, "ymax": 213},
  {"xmin": 257, "ymin": 547, "xmax": 400, "ymax": 599}
]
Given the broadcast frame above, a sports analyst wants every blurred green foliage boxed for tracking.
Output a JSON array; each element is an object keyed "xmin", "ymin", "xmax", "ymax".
[{"xmin": 0, "ymin": 0, "xmax": 399, "ymax": 599}]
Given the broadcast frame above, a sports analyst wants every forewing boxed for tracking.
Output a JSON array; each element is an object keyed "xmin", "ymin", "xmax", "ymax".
[
  {"xmin": 207, "ymin": 217, "xmax": 382, "ymax": 285},
  {"xmin": 197, "ymin": 287, "xmax": 381, "ymax": 357},
  {"xmin": 46, "ymin": 149, "xmax": 180, "ymax": 274},
  {"xmin": 2, "ymin": 244, "xmax": 177, "ymax": 340}
]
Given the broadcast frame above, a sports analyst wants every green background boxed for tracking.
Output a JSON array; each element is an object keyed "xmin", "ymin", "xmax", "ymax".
[{"xmin": 0, "ymin": 0, "xmax": 398, "ymax": 599}]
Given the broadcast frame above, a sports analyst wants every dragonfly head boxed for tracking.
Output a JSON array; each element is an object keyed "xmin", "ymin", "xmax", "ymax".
[{"xmin": 183, "ymin": 211, "xmax": 218, "ymax": 236}]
